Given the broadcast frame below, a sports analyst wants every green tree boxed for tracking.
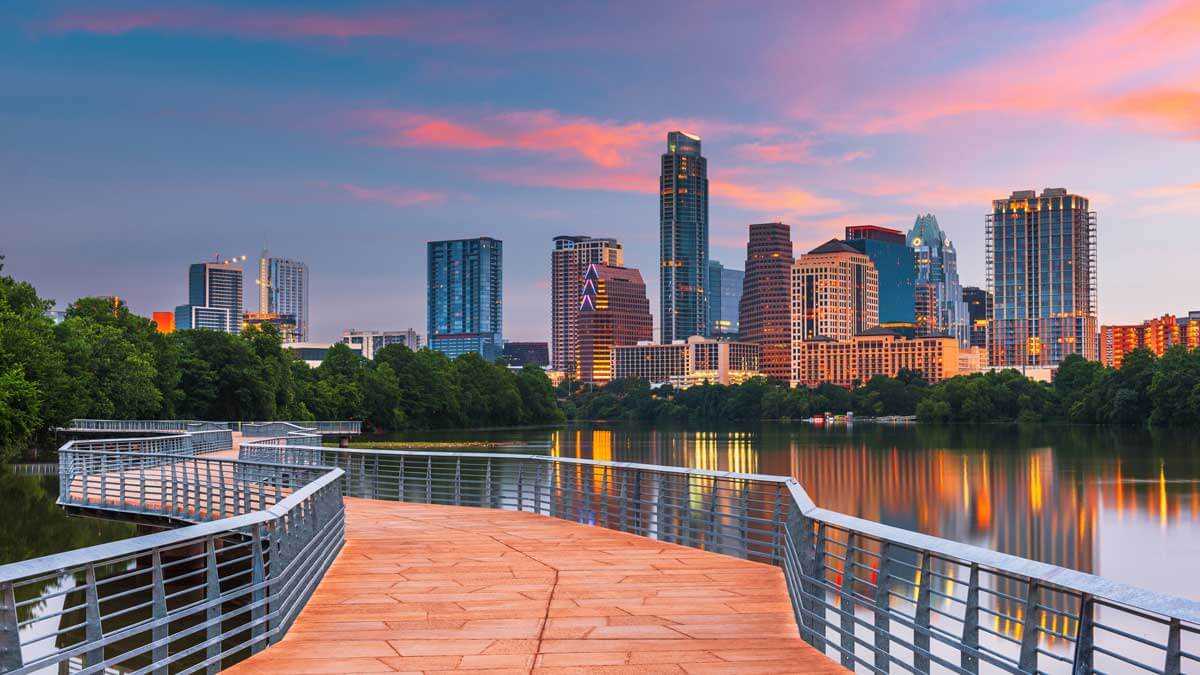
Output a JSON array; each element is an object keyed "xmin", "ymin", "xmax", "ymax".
[{"xmin": 1149, "ymin": 346, "xmax": 1200, "ymax": 426}]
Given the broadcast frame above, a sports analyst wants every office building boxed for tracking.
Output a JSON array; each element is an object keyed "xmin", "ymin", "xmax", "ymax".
[
  {"xmin": 243, "ymin": 312, "xmax": 299, "ymax": 341},
  {"xmin": 1100, "ymin": 313, "xmax": 1200, "ymax": 367},
  {"xmin": 614, "ymin": 336, "xmax": 761, "ymax": 388},
  {"xmin": 503, "ymin": 341, "xmax": 550, "ymax": 367},
  {"xmin": 175, "ymin": 261, "xmax": 243, "ymax": 333},
  {"xmin": 739, "ymin": 223, "xmax": 794, "ymax": 380},
  {"xmin": 342, "ymin": 328, "xmax": 421, "ymax": 360},
  {"xmin": 256, "ymin": 251, "xmax": 309, "ymax": 342},
  {"xmin": 706, "ymin": 259, "xmax": 744, "ymax": 336},
  {"xmin": 152, "ymin": 311, "xmax": 175, "ymax": 334},
  {"xmin": 908, "ymin": 215, "xmax": 969, "ymax": 346},
  {"xmin": 844, "ymin": 226, "xmax": 915, "ymax": 325},
  {"xmin": 792, "ymin": 328, "xmax": 959, "ymax": 388},
  {"xmin": 962, "ymin": 286, "xmax": 992, "ymax": 350},
  {"xmin": 576, "ymin": 263, "xmax": 653, "ymax": 384},
  {"xmin": 284, "ymin": 342, "xmax": 337, "ymax": 368},
  {"xmin": 791, "ymin": 239, "xmax": 879, "ymax": 344},
  {"xmin": 958, "ymin": 346, "xmax": 989, "ymax": 375},
  {"xmin": 986, "ymin": 189, "xmax": 1098, "ymax": 368},
  {"xmin": 427, "ymin": 237, "xmax": 503, "ymax": 360},
  {"xmin": 551, "ymin": 235, "xmax": 623, "ymax": 371},
  {"xmin": 660, "ymin": 131, "xmax": 709, "ymax": 343}
]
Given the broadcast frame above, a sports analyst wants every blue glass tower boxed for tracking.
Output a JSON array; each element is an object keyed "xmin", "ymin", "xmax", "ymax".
[
  {"xmin": 427, "ymin": 237, "xmax": 503, "ymax": 361},
  {"xmin": 844, "ymin": 226, "xmax": 915, "ymax": 325},
  {"xmin": 175, "ymin": 262, "xmax": 243, "ymax": 333},
  {"xmin": 706, "ymin": 259, "xmax": 743, "ymax": 336},
  {"xmin": 907, "ymin": 215, "xmax": 969, "ymax": 347},
  {"xmin": 660, "ymin": 131, "xmax": 709, "ymax": 342}
]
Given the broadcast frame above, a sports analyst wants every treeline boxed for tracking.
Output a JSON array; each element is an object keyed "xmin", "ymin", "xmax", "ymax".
[
  {"xmin": 0, "ymin": 263, "xmax": 561, "ymax": 460},
  {"xmin": 563, "ymin": 349, "xmax": 1200, "ymax": 426}
]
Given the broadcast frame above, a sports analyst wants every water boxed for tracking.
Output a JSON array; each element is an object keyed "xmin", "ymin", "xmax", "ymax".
[{"xmin": 368, "ymin": 422, "xmax": 1200, "ymax": 603}]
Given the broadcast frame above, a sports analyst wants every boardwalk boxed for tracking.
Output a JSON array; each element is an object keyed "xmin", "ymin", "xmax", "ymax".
[{"xmin": 225, "ymin": 498, "xmax": 843, "ymax": 675}]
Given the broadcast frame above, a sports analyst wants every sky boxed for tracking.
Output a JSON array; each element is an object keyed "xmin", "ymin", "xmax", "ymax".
[{"xmin": 2, "ymin": 0, "xmax": 1199, "ymax": 342}]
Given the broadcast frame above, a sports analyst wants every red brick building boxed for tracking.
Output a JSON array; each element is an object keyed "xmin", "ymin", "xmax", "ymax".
[
  {"xmin": 577, "ymin": 263, "xmax": 653, "ymax": 384},
  {"xmin": 738, "ymin": 222, "xmax": 794, "ymax": 381}
]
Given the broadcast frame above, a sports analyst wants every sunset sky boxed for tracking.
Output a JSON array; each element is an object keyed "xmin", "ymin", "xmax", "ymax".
[{"xmin": 3, "ymin": 1, "xmax": 1199, "ymax": 341}]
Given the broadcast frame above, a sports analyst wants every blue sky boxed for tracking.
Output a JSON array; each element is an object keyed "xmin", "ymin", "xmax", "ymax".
[{"xmin": 3, "ymin": 1, "xmax": 1199, "ymax": 340}]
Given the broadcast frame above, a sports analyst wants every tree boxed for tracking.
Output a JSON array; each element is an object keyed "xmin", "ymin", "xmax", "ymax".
[{"xmin": 1149, "ymin": 346, "xmax": 1200, "ymax": 426}]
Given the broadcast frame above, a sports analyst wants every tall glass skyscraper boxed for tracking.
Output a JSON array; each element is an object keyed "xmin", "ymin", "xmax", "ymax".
[
  {"xmin": 427, "ymin": 237, "xmax": 503, "ymax": 361},
  {"xmin": 257, "ymin": 250, "xmax": 309, "ymax": 342},
  {"xmin": 660, "ymin": 131, "xmax": 708, "ymax": 342},
  {"xmin": 907, "ymin": 214, "xmax": 969, "ymax": 347},
  {"xmin": 844, "ymin": 225, "xmax": 915, "ymax": 325},
  {"xmin": 175, "ymin": 262, "xmax": 243, "ymax": 334},
  {"xmin": 987, "ymin": 189, "xmax": 1098, "ymax": 368},
  {"xmin": 706, "ymin": 260, "xmax": 743, "ymax": 336}
]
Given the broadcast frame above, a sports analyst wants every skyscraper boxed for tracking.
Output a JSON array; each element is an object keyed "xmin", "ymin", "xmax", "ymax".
[
  {"xmin": 706, "ymin": 259, "xmax": 744, "ymax": 336},
  {"xmin": 791, "ymin": 239, "xmax": 879, "ymax": 342},
  {"xmin": 427, "ymin": 237, "xmax": 503, "ymax": 360},
  {"xmin": 551, "ymin": 235, "xmax": 623, "ymax": 371},
  {"xmin": 987, "ymin": 189, "xmax": 1098, "ymax": 368},
  {"xmin": 738, "ymin": 223, "xmax": 794, "ymax": 380},
  {"xmin": 257, "ymin": 251, "xmax": 309, "ymax": 342},
  {"xmin": 844, "ymin": 226, "xmax": 915, "ymax": 325},
  {"xmin": 908, "ymin": 214, "xmax": 969, "ymax": 346},
  {"xmin": 962, "ymin": 286, "xmax": 992, "ymax": 350},
  {"xmin": 660, "ymin": 130, "xmax": 708, "ymax": 343},
  {"xmin": 576, "ymin": 263, "xmax": 653, "ymax": 384},
  {"xmin": 175, "ymin": 261, "xmax": 243, "ymax": 333}
]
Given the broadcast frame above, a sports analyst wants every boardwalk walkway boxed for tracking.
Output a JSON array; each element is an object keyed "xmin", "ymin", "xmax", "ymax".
[{"xmin": 224, "ymin": 499, "xmax": 843, "ymax": 675}]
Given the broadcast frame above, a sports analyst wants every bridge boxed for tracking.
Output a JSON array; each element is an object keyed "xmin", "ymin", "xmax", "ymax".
[{"xmin": 1, "ymin": 422, "xmax": 1197, "ymax": 674}]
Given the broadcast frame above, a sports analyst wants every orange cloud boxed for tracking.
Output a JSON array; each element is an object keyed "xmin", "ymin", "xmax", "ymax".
[
  {"xmin": 712, "ymin": 181, "xmax": 846, "ymax": 216},
  {"xmin": 1103, "ymin": 89, "xmax": 1200, "ymax": 139},
  {"xmin": 1134, "ymin": 181, "xmax": 1200, "ymax": 215},
  {"xmin": 861, "ymin": 178, "xmax": 999, "ymax": 209}
]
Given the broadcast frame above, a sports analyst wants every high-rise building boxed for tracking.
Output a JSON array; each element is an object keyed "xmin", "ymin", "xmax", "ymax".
[
  {"xmin": 962, "ymin": 286, "xmax": 992, "ymax": 350},
  {"xmin": 427, "ymin": 237, "xmax": 503, "ymax": 360},
  {"xmin": 908, "ymin": 215, "xmax": 969, "ymax": 346},
  {"xmin": 243, "ymin": 312, "xmax": 298, "ymax": 340},
  {"xmin": 614, "ymin": 336, "xmax": 761, "ymax": 388},
  {"xmin": 987, "ymin": 189, "xmax": 1098, "ymax": 368},
  {"xmin": 844, "ymin": 225, "xmax": 915, "ymax": 325},
  {"xmin": 660, "ymin": 131, "xmax": 709, "ymax": 343},
  {"xmin": 791, "ymin": 239, "xmax": 879, "ymax": 343},
  {"xmin": 792, "ymin": 329, "xmax": 959, "ymax": 388},
  {"xmin": 551, "ymin": 235, "xmax": 623, "ymax": 371},
  {"xmin": 503, "ymin": 341, "xmax": 550, "ymax": 367},
  {"xmin": 342, "ymin": 328, "xmax": 421, "ymax": 359},
  {"xmin": 1100, "ymin": 313, "xmax": 1200, "ymax": 367},
  {"xmin": 175, "ymin": 261, "xmax": 243, "ymax": 333},
  {"xmin": 577, "ymin": 263, "xmax": 653, "ymax": 384},
  {"xmin": 257, "ymin": 251, "xmax": 309, "ymax": 342},
  {"xmin": 738, "ymin": 223, "xmax": 794, "ymax": 380},
  {"xmin": 706, "ymin": 260, "xmax": 744, "ymax": 336}
]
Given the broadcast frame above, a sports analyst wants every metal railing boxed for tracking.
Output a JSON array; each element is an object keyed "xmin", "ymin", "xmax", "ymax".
[
  {"xmin": 0, "ymin": 431, "xmax": 344, "ymax": 674},
  {"xmin": 240, "ymin": 421, "xmax": 362, "ymax": 437},
  {"xmin": 66, "ymin": 420, "xmax": 192, "ymax": 433},
  {"xmin": 239, "ymin": 441, "xmax": 1200, "ymax": 675},
  {"xmin": 65, "ymin": 419, "xmax": 359, "ymax": 436}
]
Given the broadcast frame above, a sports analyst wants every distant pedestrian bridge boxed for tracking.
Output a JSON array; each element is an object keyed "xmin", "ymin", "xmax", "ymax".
[{"xmin": 1, "ymin": 420, "xmax": 1196, "ymax": 674}]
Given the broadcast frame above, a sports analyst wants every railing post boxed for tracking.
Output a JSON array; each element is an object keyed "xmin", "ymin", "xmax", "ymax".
[
  {"xmin": 426, "ymin": 457, "xmax": 433, "ymax": 504},
  {"xmin": 1017, "ymin": 580, "xmax": 1040, "ymax": 673},
  {"xmin": 250, "ymin": 524, "xmax": 267, "ymax": 653},
  {"xmin": 398, "ymin": 456, "xmax": 406, "ymax": 503},
  {"xmin": 84, "ymin": 563, "xmax": 104, "ymax": 668},
  {"xmin": 839, "ymin": 532, "xmax": 858, "ymax": 669},
  {"xmin": 454, "ymin": 458, "xmax": 462, "ymax": 506},
  {"xmin": 151, "ymin": 549, "xmax": 169, "ymax": 672},
  {"xmin": 1164, "ymin": 617, "xmax": 1181, "ymax": 675},
  {"xmin": 1071, "ymin": 593, "xmax": 1094, "ymax": 675},
  {"xmin": 961, "ymin": 563, "xmax": 980, "ymax": 673},
  {"xmin": 705, "ymin": 479, "xmax": 719, "ymax": 552},
  {"xmin": 873, "ymin": 541, "xmax": 892, "ymax": 673},
  {"xmin": 484, "ymin": 459, "xmax": 493, "ymax": 508},
  {"xmin": 0, "ymin": 581, "xmax": 22, "ymax": 671},
  {"xmin": 771, "ymin": 484, "xmax": 783, "ymax": 564},
  {"xmin": 516, "ymin": 462, "xmax": 525, "ymax": 511},
  {"xmin": 914, "ymin": 553, "xmax": 932, "ymax": 674},
  {"xmin": 205, "ymin": 536, "xmax": 221, "ymax": 674},
  {"xmin": 800, "ymin": 518, "xmax": 827, "ymax": 653}
]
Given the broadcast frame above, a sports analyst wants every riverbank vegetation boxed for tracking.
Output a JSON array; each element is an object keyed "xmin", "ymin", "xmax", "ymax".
[
  {"xmin": 562, "ymin": 349, "xmax": 1200, "ymax": 427},
  {"xmin": 0, "ymin": 263, "xmax": 561, "ymax": 460}
]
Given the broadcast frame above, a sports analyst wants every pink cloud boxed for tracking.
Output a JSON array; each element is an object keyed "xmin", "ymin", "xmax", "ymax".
[
  {"xmin": 481, "ymin": 167, "xmax": 654, "ymax": 194},
  {"xmin": 336, "ymin": 183, "xmax": 448, "ymax": 208},
  {"xmin": 1102, "ymin": 88, "xmax": 1200, "ymax": 139},
  {"xmin": 712, "ymin": 181, "xmax": 845, "ymax": 216},
  {"xmin": 860, "ymin": 177, "xmax": 999, "ymax": 209},
  {"xmin": 1134, "ymin": 181, "xmax": 1200, "ymax": 215}
]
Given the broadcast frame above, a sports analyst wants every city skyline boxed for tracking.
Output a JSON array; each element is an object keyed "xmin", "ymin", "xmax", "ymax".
[{"xmin": 3, "ymin": 2, "xmax": 1199, "ymax": 340}]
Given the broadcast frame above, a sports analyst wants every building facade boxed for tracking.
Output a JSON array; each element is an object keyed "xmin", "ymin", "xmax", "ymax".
[
  {"xmin": 614, "ymin": 337, "xmax": 761, "ymax": 388},
  {"xmin": 791, "ymin": 239, "xmax": 879, "ymax": 343},
  {"xmin": 576, "ymin": 263, "xmax": 653, "ymax": 384},
  {"xmin": 1100, "ymin": 313, "xmax": 1200, "ymax": 367},
  {"xmin": 844, "ymin": 225, "xmax": 915, "ymax": 325},
  {"xmin": 706, "ymin": 260, "xmax": 744, "ymax": 336},
  {"xmin": 987, "ymin": 189, "xmax": 1098, "ymax": 368},
  {"xmin": 792, "ymin": 328, "xmax": 959, "ymax": 388},
  {"xmin": 175, "ymin": 261, "xmax": 243, "ymax": 333},
  {"xmin": 427, "ymin": 237, "xmax": 503, "ymax": 361},
  {"xmin": 503, "ymin": 341, "xmax": 550, "ymax": 367},
  {"xmin": 962, "ymin": 286, "xmax": 992, "ymax": 350},
  {"xmin": 257, "ymin": 251, "xmax": 309, "ymax": 342},
  {"xmin": 243, "ymin": 312, "xmax": 298, "ymax": 340},
  {"xmin": 551, "ymin": 235, "xmax": 623, "ymax": 371},
  {"xmin": 738, "ymin": 222, "xmax": 794, "ymax": 380},
  {"xmin": 908, "ymin": 214, "xmax": 969, "ymax": 346},
  {"xmin": 660, "ymin": 131, "xmax": 709, "ymax": 343},
  {"xmin": 342, "ymin": 328, "xmax": 421, "ymax": 360}
]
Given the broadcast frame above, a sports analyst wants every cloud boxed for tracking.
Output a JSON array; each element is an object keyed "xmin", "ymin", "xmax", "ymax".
[
  {"xmin": 334, "ymin": 183, "xmax": 448, "ymax": 208},
  {"xmin": 734, "ymin": 140, "xmax": 870, "ymax": 165},
  {"xmin": 860, "ymin": 178, "xmax": 999, "ymax": 209},
  {"xmin": 712, "ymin": 181, "xmax": 846, "ymax": 216},
  {"xmin": 480, "ymin": 167, "xmax": 654, "ymax": 194},
  {"xmin": 1102, "ymin": 88, "xmax": 1200, "ymax": 139},
  {"xmin": 1134, "ymin": 181, "xmax": 1200, "ymax": 215}
]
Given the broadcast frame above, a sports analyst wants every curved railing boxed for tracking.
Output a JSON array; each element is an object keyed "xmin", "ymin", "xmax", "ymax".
[
  {"xmin": 239, "ymin": 441, "xmax": 1200, "ymax": 675},
  {"xmin": 0, "ymin": 428, "xmax": 344, "ymax": 674},
  {"xmin": 64, "ymin": 419, "xmax": 360, "ymax": 436}
]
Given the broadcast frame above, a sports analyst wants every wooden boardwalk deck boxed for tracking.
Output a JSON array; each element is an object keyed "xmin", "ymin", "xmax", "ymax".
[{"xmin": 224, "ymin": 498, "xmax": 842, "ymax": 675}]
